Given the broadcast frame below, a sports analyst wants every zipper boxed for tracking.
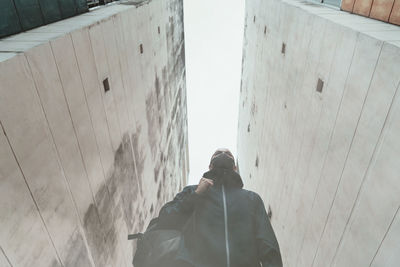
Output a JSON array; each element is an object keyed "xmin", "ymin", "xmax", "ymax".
[{"xmin": 222, "ymin": 184, "xmax": 230, "ymax": 267}]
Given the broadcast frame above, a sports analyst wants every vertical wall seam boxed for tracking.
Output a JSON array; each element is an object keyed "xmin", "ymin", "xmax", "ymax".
[
  {"xmin": 294, "ymin": 19, "xmax": 331, "ymax": 264},
  {"xmin": 87, "ymin": 24, "xmax": 132, "ymax": 267},
  {"xmin": 330, "ymin": 78, "xmax": 400, "ymax": 266},
  {"xmin": 25, "ymin": 52, "xmax": 92, "ymax": 267},
  {"xmin": 369, "ymin": 205, "xmax": 400, "ymax": 266},
  {"xmin": 0, "ymin": 239, "xmax": 13, "ymax": 266},
  {"xmin": 48, "ymin": 41, "xmax": 96, "ymax": 267},
  {"xmin": 280, "ymin": 15, "xmax": 318, "ymax": 244},
  {"xmin": 98, "ymin": 21, "xmax": 138, "ymax": 266},
  {"xmin": 71, "ymin": 30, "xmax": 110, "ymax": 205},
  {"xmin": 70, "ymin": 29, "xmax": 118, "ymax": 267},
  {"xmin": 276, "ymin": 12, "xmax": 310, "ymax": 215},
  {"xmin": 100, "ymin": 22, "xmax": 124, "ymax": 150},
  {"xmin": 292, "ymin": 30, "xmax": 359, "ymax": 262},
  {"xmin": 312, "ymin": 37, "xmax": 383, "ymax": 267},
  {"xmin": 329, "ymin": 44, "xmax": 392, "ymax": 267},
  {"xmin": 68, "ymin": 32, "xmax": 102, "ymax": 212},
  {"xmin": 87, "ymin": 26, "xmax": 118, "ymax": 201},
  {"xmin": 111, "ymin": 16, "xmax": 143, "ymax": 200},
  {"xmin": 301, "ymin": 26, "xmax": 347, "ymax": 266},
  {"xmin": 0, "ymin": 120, "xmax": 63, "ymax": 267}
]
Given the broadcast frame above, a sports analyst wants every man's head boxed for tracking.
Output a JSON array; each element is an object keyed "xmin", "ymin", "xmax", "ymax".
[{"xmin": 209, "ymin": 148, "xmax": 237, "ymax": 171}]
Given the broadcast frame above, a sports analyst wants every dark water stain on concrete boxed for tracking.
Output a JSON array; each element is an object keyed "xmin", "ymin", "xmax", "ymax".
[
  {"xmin": 166, "ymin": 122, "xmax": 171, "ymax": 139},
  {"xmin": 46, "ymin": 1, "xmax": 189, "ymax": 265},
  {"xmin": 154, "ymin": 161, "xmax": 160, "ymax": 182},
  {"xmin": 145, "ymin": 91, "xmax": 160, "ymax": 159},
  {"xmin": 162, "ymin": 66, "xmax": 169, "ymax": 112},
  {"xmin": 60, "ymin": 133, "xmax": 142, "ymax": 267},
  {"xmin": 150, "ymin": 204, "xmax": 154, "ymax": 214},
  {"xmin": 82, "ymin": 202, "xmax": 110, "ymax": 266},
  {"xmin": 251, "ymin": 97, "xmax": 257, "ymax": 116},
  {"xmin": 110, "ymin": 134, "xmax": 140, "ymax": 233},
  {"xmin": 131, "ymin": 126, "xmax": 145, "ymax": 187},
  {"xmin": 157, "ymin": 182, "xmax": 162, "ymax": 200},
  {"xmin": 155, "ymin": 74, "xmax": 162, "ymax": 112},
  {"xmin": 61, "ymin": 228, "xmax": 93, "ymax": 267}
]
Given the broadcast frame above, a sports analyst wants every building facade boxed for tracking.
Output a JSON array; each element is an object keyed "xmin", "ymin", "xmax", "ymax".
[
  {"xmin": 237, "ymin": 0, "xmax": 400, "ymax": 266},
  {"xmin": 0, "ymin": 0, "xmax": 188, "ymax": 266}
]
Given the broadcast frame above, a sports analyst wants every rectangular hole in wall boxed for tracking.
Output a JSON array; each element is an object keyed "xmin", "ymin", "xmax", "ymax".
[
  {"xmin": 158, "ymin": 26, "xmax": 160, "ymax": 34},
  {"xmin": 103, "ymin": 78, "xmax": 110, "ymax": 93},
  {"xmin": 281, "ymin": 43, "xmax": 286, "ymax": 54},
  {"xmin": 253, "ymin": 15, "xmax": 256, "ymax": 23},
  {"xmin": 140, "ymin": 44, "xmax": 143, "ymax": 54},
  {"xmin": 316, "ymin": 78, "xmax": 324, "ymax": 93},
  {"xmin": 264, "ymin": 26, "xmax": 267, "ymax": 35}
]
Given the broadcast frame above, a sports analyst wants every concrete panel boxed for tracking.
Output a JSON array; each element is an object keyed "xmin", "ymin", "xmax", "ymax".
[
  {"xmin": 0, "ymin": 1, "xmax": 188, "ymax": 265},
  {"xmin": 88, "ymin": 22, "xmax": 122, "ymax": 153},
  {"xmin": 0, "ymin": 53, "xmax": 87, "ymax": 266},
  {"xmin": 277, "ymin": 16, "xmax": 328, "ymax": 265},
  {"xmin": 0, "ymin": 123, "xmax": 60, "ymax": 267},
  {"xmin": 370, "ymin": 208, "xmax": 400, "ymax": 267},
  {"xmin": 331, "ymin": 47, "xmax": 400, "ymax": 267},
  {"xmin": 313, "ymin": 41, "xmax": 400, "ymax": 267},
  {"xmin": 25, "ymin": 41, "xmax": 93, "ymax": 233},
  {"xmin": 51, "ymin": 34, "xmax": 105, "ymax": 209},
  {"xmin": 238, "ymin": 0, "xmax": 400, "ymax": 265},
  {"xmin": 50, "ymin": 34, "xmax": 115, "ymax": 266},
  {"xmin": 70, "ymin": 27, "xmax": 115, "ymax": 194},
  {"xmin": 25, "ymin": 43, "xmax": 96, "ymax": 266},
  {"xmin": 297, "ymin": 33, "xmax": 383, "ymax": 266},
  {"xmin": 0, "ymin": 247, "xmax": 11, "ymax": 267},
  {"xmin": 72, "ymin": 25, "xmax": 136, "ymax": 267}
]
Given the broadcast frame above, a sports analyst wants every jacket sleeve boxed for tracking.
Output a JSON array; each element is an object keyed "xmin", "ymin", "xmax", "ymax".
[
  {"xmin": 157, "ymin": 185, "xmax": 201, "ymax": 229},
  {"xmin": 253, "ymin": 194, "xmax": 283, "ymax": 267}
]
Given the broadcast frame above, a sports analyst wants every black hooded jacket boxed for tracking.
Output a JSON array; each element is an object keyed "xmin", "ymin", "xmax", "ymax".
[{"xmin": 157, "ymin": 167, "xmax": 282, "ymax": 267}]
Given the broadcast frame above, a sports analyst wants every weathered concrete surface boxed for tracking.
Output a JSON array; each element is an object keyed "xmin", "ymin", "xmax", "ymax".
[
  {"xmin": 237, "ymin": 0, "xmax": 400, "ymax": 266},
  {"xmin": 0, "ymin": 0, "xmax": 188, "ymax": 266}
]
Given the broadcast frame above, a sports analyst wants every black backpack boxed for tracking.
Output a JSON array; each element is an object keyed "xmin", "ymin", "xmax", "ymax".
[{"xmin": 128, "ymin": 217, "xmax": 183, "ymax": 267}]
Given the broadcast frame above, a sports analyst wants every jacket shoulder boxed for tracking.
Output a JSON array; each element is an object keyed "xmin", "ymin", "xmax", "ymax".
[
  {"xmin": 181, "ymin": 184, "xmax": 198, "ymax": 193},
  {"xmin": 240, "ymin": 189, "xmax": 263, "ymax": 202}
]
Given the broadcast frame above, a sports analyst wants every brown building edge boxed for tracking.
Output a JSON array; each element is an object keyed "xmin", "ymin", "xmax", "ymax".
[{"xmin": 341, "ymin": 0, "xmax": 400, "ymax": 25}]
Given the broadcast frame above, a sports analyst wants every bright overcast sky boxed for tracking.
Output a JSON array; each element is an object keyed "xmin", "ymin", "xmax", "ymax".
[{"xmin": 183, "ymin": 0, "xmax": 245, "ymax": 185}]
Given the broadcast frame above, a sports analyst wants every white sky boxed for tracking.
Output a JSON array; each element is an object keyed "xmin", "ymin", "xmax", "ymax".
[{"xmin": 183, "ymin": 0, "xmax": 245, "ymax": 185}]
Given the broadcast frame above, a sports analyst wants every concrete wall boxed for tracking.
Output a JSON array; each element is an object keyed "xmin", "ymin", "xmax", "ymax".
[
  {"xmin": 0, "ymin": 1, "xmax": 188, "ymax": 266},
  {"xmin": 237, "ymin": 0, "xmax": 400, "ymax": 266}
]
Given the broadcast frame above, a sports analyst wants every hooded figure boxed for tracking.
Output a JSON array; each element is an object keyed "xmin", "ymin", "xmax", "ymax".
[{"xmin": 157, "ymin": 149, "xmax": 282, "ymax": 267}]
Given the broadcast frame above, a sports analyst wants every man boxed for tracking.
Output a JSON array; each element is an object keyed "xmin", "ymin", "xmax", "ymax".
[{"xmin": 157, "ymin": 148, "xmax": 282, "ymax": 267}]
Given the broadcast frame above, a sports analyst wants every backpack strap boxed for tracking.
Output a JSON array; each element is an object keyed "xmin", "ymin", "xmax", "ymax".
[{"xmin": 128, "ymin": 233, "xmax": 143, "ymax": 240}]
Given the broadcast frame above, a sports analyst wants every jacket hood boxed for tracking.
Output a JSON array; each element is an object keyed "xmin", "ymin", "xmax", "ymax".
[{"xmin": 202, "ymin": 167, "xmax": 244, "ymax": 188}]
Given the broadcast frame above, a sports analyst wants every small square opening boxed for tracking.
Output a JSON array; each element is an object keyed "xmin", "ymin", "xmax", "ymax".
[
  {"xmin": 281, "ymin": 43, "xmax": 286, "ymax": 54},
  {"xmin": 103, "ymin": 78, "xmax": 110, "ymax": 93},
  {"xmin": 316, "ymin": 78, "xmax": 324, "ymax": 93}
]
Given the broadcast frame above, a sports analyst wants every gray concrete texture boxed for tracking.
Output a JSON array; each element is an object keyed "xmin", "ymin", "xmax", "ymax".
[
  {"xmin": 0, "ymin": 0, "xmax": 188, "ymax": 266},
  {"xmin": 237, "ymin": 0, "xmax": 400, "ymax": 266}
]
